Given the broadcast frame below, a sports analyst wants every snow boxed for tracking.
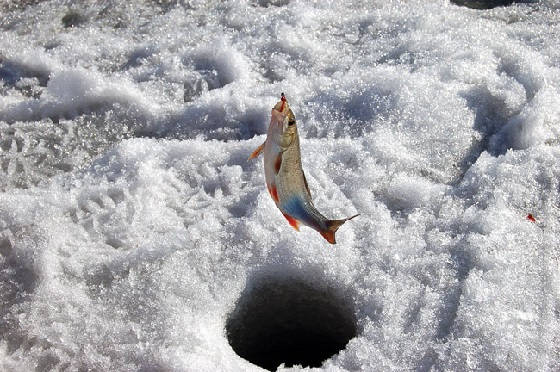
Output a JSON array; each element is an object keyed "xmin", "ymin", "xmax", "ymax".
[{"xmin": 1, "ymin": 0, "xmax": 560, "ymax": 371}]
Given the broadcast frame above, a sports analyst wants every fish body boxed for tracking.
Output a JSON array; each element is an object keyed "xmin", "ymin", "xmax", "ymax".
[{"xmin": 249, "ymin": 94, "xmax": 357, "ymax": 244}]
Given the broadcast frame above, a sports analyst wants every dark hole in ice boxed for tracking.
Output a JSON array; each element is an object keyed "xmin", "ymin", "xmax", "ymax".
[
  {"xmin": 226, "ymin": 273, "xmax": 357, "ymax": 371},
  {"xmin": 450, "ymin": 0, "xmax": 531, "ymax": 9},
  {"xmin": 62, "ymin": 11, "xmax": 87, "ymax": 28},
  {"xmin": 256, "ymin": 0, "xmax": 290, "ymax": 7}
]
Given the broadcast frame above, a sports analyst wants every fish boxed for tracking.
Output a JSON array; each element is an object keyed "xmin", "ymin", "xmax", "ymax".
[{"xmin": 249, "ymin": 93, "xmax": 358, "ymax": 244}]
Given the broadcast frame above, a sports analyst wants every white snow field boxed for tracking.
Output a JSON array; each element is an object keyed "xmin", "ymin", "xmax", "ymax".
[{"xmin": 1, "ymin": 0, "xmax": 560, "ymax": 370}]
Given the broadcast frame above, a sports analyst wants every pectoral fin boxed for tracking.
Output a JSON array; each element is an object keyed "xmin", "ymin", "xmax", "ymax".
[
  {"xmin": 248, "ymin": 142, "xmax": 265, "ymax": 160},
  {"xmin": 268, "ymin": 185, "xmax": 279, "ymax": 203},
  {"xmin": 274, "ymin": 153, "xmax": 283, "ymax": 174}
]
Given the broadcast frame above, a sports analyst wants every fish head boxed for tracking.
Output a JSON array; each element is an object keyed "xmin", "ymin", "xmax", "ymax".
[{"xmin": 269, "ymin": 95, "xmax": 297, "ymax": 147}]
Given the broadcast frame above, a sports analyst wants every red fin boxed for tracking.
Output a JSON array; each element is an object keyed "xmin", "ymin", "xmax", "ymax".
[
  {"xmin": 268, "ymin": 185, "xmax": 279, "ymax": 203},
  {"xmin": 248, "ymin": 142, "xmax": 265, "ymax": 160},
  {"xmin": 320, "ymin": 230, "xmax": 336, "ymax": 244},
  {"xmin": 283, "ymin": 213, "xmax": 300, "ymax": 231},
  {"xmin": 282, "ymin": 213, "xmax": 299, "ymax": 231},
  {"xmin": 274, "ymin": 153, "xmax": 282, "ymax": 174},
  {"xmin": 527, "ymin": 213, "xmax": 536, "ymax": 222},
  {"xmin": 321, "ymin": 214, "xmax": 359, "ymax": 245}
]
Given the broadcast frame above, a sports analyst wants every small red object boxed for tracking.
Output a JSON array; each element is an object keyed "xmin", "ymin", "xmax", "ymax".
[
  {"xmin": 526, "ymin": 214, "xmax": 536, "ymax": 222},
  {"xmin": 280, "ymin": 93, "xmax": 286, "ymax": 111}
]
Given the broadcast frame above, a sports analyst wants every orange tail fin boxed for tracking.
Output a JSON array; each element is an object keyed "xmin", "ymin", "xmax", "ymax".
[{"xmin": 320, "ymin": 214, "xmax": 359, "ymax": 244}]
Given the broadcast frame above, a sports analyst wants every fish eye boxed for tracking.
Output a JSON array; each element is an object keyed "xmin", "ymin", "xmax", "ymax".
[{"xmin": 288, "ymin": 120, "xmax": 295, "ymax": 126}]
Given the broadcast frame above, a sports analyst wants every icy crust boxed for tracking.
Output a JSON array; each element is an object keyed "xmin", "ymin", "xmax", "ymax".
[
  {"xmin": 1, "ymin": 0, "xmax": 560, "ymax": 370},
  {"xmin": 0, "ymin": 139, "xmax": 559, "ymax": 371},
  {"xmin": 1, "ymin": 1, "xmax": 559, "ymax": 184},
  {"xmin": 1, "ymin": 2, "xmax": 559, "ymax": 152}
]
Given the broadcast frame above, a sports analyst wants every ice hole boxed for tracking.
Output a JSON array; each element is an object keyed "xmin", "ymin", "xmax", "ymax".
[{"xmin": 226, "ymin": 272, "xmax": 357, "ymax": 371}]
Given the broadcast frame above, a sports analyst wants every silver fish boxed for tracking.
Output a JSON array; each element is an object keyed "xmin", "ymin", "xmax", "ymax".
[{"xmin": 249, "ymin": 93, "xmax": 358, "ymax": 244}]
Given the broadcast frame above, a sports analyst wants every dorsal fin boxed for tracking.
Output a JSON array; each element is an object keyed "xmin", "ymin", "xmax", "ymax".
[{"xmin": 302, "ymin": 171, "xmax": 311, "ymax": 197}]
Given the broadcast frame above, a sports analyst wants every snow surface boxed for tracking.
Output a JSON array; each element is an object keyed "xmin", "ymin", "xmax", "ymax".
[{"xmin": 1, "ymin": 0, "xmax": 560, "ymax": 370}]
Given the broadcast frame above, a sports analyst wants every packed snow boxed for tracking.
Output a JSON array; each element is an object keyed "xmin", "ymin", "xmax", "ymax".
[{"xmin": 1, "ymin": 0, "xmax": 560, "ymax": 370}]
